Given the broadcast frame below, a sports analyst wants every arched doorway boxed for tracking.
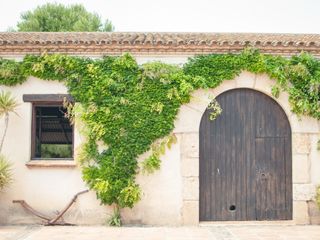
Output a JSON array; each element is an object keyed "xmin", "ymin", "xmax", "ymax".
[{"xmin": 199, "ymin": 88, "xmax": 292, "ymax": 221}]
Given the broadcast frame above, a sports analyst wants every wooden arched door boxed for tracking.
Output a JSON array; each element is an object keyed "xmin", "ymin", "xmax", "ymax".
[{"xmin": 199, "ymin": 88, "xmax": 292, "ymax": 221}]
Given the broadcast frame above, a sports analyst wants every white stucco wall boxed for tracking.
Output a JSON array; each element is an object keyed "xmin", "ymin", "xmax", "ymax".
[
  {"xmin": 0, "ymin": 56, "xmax": 319, "ymax": 226},
  {"xmin": 0, "ymin": 60, "xmax": 185, "ymax": 225}
]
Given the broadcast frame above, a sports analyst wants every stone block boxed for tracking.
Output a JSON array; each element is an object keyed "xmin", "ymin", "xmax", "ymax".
[
  {"xmin": 293, "ymin": 201, "xmax": 310, "ymax": 224},
  {"xmin": 253, "ymin": 73, "xmax": 274, "ymax": 95},
  {"xmin": 293, "ymin": 184, "xmax": 316, "ymax": 201},
  {"xmin": 292, "ymin": 134, "xmax": 311, "ymax": 154},
  {"xmin": 308, "ymin": 201, "xmax": 320, "ymax": 225},
  {"xmin": 235, "ymin": 71, "xmax": 256, "ymax": 88},
  {"xmin": 182, "ymin": 177, "xmax": 199, "ymax": 200},
  {"xmin": 290, "ymin": 115, "xmax": 320, "ymax": 133},
  {"xmin": 211, "ymin": 79, "xmax": 237, "ymax": 96},
  {"xmin": 182, "ymin": 201, "xmax": 199, "ymax": 225},
  {"xmin": 181, "ymin": 157, "xmax": 199, "ymax": 177},
  {"xmin": 310, "ymin": 133, "xmax": 320, "ymax": 185},
  {"xmin": 173, "ymin": 105, "xmax": 202, "ymax": 133},
  {"xmin": 188, "ymin": 89, "xmax": 213, "ymax": 113},
  {"xmin": 276, "ymin": 91, "xmax": 293, "ymax": 119},
  {"xmin": 293, "ymin": 154, "xmax": 310, "ymax": 184},
  {"xmin": 180, "ymin": 133, "xmax": 199, "ymax": 158}
]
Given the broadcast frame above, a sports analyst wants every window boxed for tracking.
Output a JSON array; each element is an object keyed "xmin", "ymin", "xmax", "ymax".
[
  {"xmin": 23, "ymin": 94, "xmax": 75, "ymax": 160},
  {"xmin": 31, "ymin": 103, "xmax": 73, "ymax": 159}
]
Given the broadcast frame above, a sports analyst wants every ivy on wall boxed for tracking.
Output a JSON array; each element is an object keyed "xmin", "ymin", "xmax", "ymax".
[{"xmin": 0, "ymin": 49, "xmax": 319, "ymax": 214}]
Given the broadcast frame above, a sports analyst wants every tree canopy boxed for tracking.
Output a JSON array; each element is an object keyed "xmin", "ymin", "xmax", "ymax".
[{"xmin": 16, "ymin": 3, "xmax": 114, "ymax": 32}]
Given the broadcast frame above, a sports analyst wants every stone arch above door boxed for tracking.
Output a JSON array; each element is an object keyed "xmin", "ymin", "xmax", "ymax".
[
  {"xmin": 175, "ymin": 71, "xmax": 320, "ymax": 225},
  {"xmin": 174, "ymin": 71, "xmax": 319, "ymax": 135}
]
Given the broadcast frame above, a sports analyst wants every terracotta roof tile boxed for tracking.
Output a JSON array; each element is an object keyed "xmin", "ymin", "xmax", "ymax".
[{"xmin": 0, "ymin": 32, "xmax": 320, "ymax": 56}]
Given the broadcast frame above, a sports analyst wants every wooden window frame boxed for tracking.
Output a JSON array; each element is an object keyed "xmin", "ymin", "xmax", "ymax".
[{"xmin": 30, "ymin": 101, "xmax": 74, "ymax": 161}]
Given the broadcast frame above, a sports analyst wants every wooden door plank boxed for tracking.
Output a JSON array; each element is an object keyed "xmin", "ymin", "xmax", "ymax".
[
  {"xmin": 246, "ymin": 90, "xmax": 256, "ymax": 220},
  {"xmin": 199, "ymin": 88, "xmax": 292, "ymax": 222},
  {"xmin": 220, "ymin": 95, "xmax": 228, "ymax": 220},
  {"xmin": 239, "ymin": 89, "xmax": 247, "ymax": 220},
  {"xmin": 214, "ymin": 101, "xmax": 222, "ymax": 220},
  {"xmin": 284, "ymin": 137, "xmax": 293, "ymax": 220}
]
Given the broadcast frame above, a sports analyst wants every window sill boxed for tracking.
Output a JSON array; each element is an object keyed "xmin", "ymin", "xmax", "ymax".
[{"xmin": 26, "ymin": 160, "xmax": 77, "ymax": 168}]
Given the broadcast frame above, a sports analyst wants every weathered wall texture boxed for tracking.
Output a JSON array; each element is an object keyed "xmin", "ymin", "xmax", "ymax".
[
  {"xmin": 173, "ymin": 71, "xmax": 320, "ymax": 225},
  {"xmin": 0, "ymin": 55, "xmax": 187, "ymax": 226},
  {"xmin": 0, "ymin": 56, "xmax": 319, "ymax": 226}
]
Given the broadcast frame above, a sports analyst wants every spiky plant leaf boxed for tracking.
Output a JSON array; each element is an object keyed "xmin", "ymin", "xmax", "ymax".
[
  {"xmin": 0, "ymin": 154, "xmax": 12, "ymax": 190},
  {"xmin": 0, "ymin": 91, "xmax": 18, "ymax": 117}
]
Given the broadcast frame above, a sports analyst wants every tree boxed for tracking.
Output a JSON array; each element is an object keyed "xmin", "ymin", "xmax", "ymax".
[
  {"xmin": 0, "ymin": 91, "xmax": 18, "ymax": 152},
  {"xmin": 16, "ymin": 3, "xmax": 114, "ymax": 32},
  {"xmin": 0, "ymin": 91, "xmax": 17, "ymax": 190}
]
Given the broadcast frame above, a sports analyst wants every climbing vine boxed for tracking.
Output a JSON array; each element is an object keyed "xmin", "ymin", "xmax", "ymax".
[{"xmin": 0, "ymin": 49, "xmax": 319, "ymax": 215}]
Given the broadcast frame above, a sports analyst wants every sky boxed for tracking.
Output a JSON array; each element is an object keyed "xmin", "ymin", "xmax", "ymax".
[{"xmin": 0, "ymin": 0, "xmax": 319, "ymax": 33}]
